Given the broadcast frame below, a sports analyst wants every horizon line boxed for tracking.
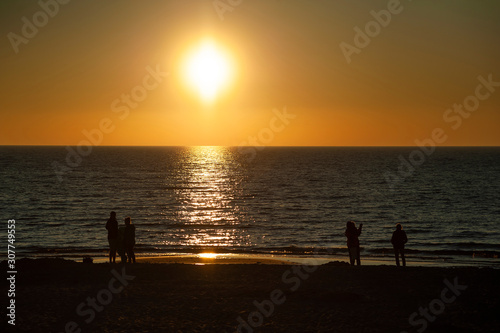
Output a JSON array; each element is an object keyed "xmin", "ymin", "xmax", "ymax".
[{"xmin": 1, "ymin": 144, "xmax": 499, "ymax": 148}]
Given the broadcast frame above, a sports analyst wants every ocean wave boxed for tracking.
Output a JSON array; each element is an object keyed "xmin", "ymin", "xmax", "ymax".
[
  {"xmin": 8, "ymin": 244, "xmax": 500, "ymax": 261},
  {"xmin": 163, "ymin": 222, "xmax": 256, "ymax": 229},
  {"xmin": 367, "ymin": 248, "xmax": 500, "ymax": 258}
]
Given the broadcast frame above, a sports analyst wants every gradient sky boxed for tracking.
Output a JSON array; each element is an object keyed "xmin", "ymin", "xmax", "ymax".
[{"xmin": 1, "ymin": 0, "xmax": 499, "ymax": 146}]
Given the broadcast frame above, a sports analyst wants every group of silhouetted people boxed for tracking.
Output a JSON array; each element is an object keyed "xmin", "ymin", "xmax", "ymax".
[
  {"xmin": 345, "ymin": 221, "xmax": 408, "ymax": 267},
  {"xmin": 106, "ymin": 211, "xmax": 136, "ymax": 264},
  {"xmin": 106, "ymin": 211, "xmax": 407, "ymax": 266}
]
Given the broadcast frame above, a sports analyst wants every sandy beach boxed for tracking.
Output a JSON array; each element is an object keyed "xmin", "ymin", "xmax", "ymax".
[{"xmin": 3, "ymin": 258, "xmax": 499, "ymax": 333}]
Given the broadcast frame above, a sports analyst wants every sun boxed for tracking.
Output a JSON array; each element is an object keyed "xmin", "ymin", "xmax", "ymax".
[{"xmin": 184, "ymin": 40, "xmax": 232, "ymax": 102}]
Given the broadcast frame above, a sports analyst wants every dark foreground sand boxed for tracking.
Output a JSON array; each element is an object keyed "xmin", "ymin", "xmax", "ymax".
[{"xmin": 3, "ymin": 258, "xmax": 499, "ymax": 333}]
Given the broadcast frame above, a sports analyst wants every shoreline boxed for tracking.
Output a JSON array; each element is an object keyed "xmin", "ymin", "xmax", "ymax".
[
  {"xmin": 6, "ymin": 252, "xmax": 499, "ymax": 268},
  {"xmin": 4, "ymin": 258, "xmax": 499, "ymax": 332},
  {"xmin": 99, "ymin": 254, "xmax": 492, "ymax": 268}
]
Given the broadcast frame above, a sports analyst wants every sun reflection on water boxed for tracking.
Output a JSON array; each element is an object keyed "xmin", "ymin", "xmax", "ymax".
[
  {"xmin": 198, "ymin": 253, "xmax": 219, "ymax": 259},
  {"xmin": 170, "ymin": 146, "xmax": 251, "ymax": 249}
]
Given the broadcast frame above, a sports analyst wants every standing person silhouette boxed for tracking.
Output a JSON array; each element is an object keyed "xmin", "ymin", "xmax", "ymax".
[
  {"xmin": 345, "ymin": 221, "xmax": 363, "ymax": 266},
  {"xmin": 124, "ymin": 217, "xmax": 136, "ymax": 263},
  {"xmin": 105, "ymin": 211, "xmax": 118, "ymax": 263},
  {"xmin": 391, "ymin": 223, "xmax": 408, "ymax": 267}
]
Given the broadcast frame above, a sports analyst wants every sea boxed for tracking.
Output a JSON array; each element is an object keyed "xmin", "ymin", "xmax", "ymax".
[{"xmin": 1, "ymin": 146, "xmax": 499, "ymax": 267}]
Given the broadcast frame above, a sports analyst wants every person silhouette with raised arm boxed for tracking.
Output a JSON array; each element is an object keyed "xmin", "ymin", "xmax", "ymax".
[
  {"xmin": 391, "ymin": 223, "xmax": 408, "ymax": 267},
  {"xmin": 345, "ymin": 221, "xmax": 363, "ymax": 266}
]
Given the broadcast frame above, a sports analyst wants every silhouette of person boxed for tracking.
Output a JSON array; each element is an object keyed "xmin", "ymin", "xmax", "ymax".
[
  {"xmin": 345, "ymin": 220, "xmax": 363, "ymax": 266},
  {"xmin": 391, "ymin": 223, "xmax": 408, "ymax": 267},
  {"xmin": 124, "ymin": 217, "xmax": 136, "ymax": 263},
  {"xmin": 105, "ymin": 211, "xmax": 118, "ymax": 263},
  {"xmin": 117, "ymin": 225, "xmax": 127, "ymax": 263}
]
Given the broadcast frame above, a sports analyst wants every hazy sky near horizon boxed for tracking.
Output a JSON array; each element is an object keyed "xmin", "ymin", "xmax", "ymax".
[{"xmin": 1, "ymin": 0, "xmax": 499, "ymax": 146}]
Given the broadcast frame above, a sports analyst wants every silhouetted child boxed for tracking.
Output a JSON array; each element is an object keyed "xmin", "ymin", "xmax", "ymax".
[
  {"xmin": 391, "ymin": 223, "xmax": 408, "ymax": 267},
  {"xmin": 124, "ymin": 217, "xmax": 136, "ymax": 263},
  {"xmin": 117, "ymin": 226, "xmax": 127, "ymax": 263},
  {"xmin": 345, "ymin": 221, "xmax": 363, "ymax": 266}
]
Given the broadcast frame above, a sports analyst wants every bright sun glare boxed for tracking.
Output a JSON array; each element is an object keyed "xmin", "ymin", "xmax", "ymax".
[
  {"xmin": 199, "ymin": 253, "xmax": 218, "ymax": 259},
  {"xmin": 184, "ymin": 41, "xmax": 232, "ymax": 102}
]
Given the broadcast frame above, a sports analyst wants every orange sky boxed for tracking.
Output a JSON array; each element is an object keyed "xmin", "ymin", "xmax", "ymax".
[{"xmin": 1, "ymin": 0, "xmax": 499, "ymax": 146}]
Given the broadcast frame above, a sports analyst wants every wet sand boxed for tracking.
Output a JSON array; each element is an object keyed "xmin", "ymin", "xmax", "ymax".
[{"xmin": 4, "ymin": 258, "xmax": 500, "ymax": 332}]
